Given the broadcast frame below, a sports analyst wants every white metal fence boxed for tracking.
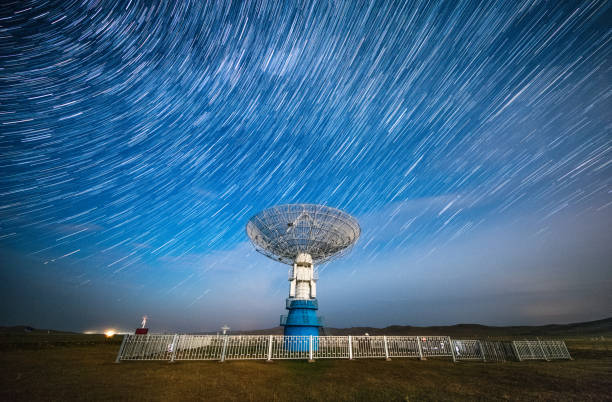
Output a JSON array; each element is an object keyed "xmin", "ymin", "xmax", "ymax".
[
  {"xmin": 115, "ymin": 335, "xmax": 571, "ymax": 363},
  {"xmin": 512, "ymin": 340, "xmax": 572, "ymax": 361}
]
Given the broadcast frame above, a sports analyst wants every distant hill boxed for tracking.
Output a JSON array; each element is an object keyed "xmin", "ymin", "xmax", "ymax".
[
  {"xmin": 324, "ymin": 317, "xmax": 612, "ymax": 337},
  {"xmin": 5, "ymin": 317, "xmax": 611, "ymax": 337},
  {"xmin": 0, "ymin": 326, "xmax": 75, "ymax": 335},
  {"xmin": 220, "ymin": 317, "xmax": 612, "ymax": 337}
]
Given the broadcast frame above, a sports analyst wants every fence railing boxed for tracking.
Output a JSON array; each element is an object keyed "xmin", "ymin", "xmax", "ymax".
[
  {"xmin": 512, "ymin": 340, "xmax": 572, "ymax": 361},
  {"xmin": 115, "ymin": 335, "xmax": 571, "ymax": 363}
]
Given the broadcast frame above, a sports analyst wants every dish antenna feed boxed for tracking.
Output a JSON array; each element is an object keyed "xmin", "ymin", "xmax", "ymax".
[{"xmin": 246, "ymin": 204, "xmax": 360, "ymax": 338}]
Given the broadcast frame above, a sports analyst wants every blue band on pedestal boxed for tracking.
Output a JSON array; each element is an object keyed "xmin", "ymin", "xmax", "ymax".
[{"xmin": 282, "ymin": 298, "xmax": 321, "ymax": 340}]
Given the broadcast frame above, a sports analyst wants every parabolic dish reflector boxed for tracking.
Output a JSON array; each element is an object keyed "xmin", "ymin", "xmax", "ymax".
[{"xmin": 246, "ymin": 204, "xmax": 360, "ymax": 264}]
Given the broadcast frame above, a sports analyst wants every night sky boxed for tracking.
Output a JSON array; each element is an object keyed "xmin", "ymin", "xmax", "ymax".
[{"xmin": 1, "ymin": 1, "xmax": 610, "ymax": 333}]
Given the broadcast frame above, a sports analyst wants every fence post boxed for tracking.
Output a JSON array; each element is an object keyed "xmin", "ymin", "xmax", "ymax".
[
  {"xmin": 512, "ymin": 341, "xmax": 522, "ymax": 361},
  {"xmin": 114, "ymin": 334, "xmax": 128, "ymax": 363},
  {"xmin": 384, "ymin": 336, "xmax": 391, "ymax": 361},
  {"xmin": 266, "ymin": 335, "xmax": 273, "ymax": 362},
  {"xmin": 499, "ymin": 342, "xmax": 507, "ymax": 362},
  {"xmin": 448, "ymin": 336, "xmax": 456, "ymax": 363},
  {"xmin": 537, "ymin": 338, "xmax": 549, "ymax": 361},
  {"xmin": 478, "ymin": 340, "xmax": 485, "ymax": 362},
  {"xmin": 562, "ymin": 340, "xmax": 573, "ymax": 360},
  {"xmin": 169, "ymin": 334, "xmax": 178, "ymax": 363},
  {"xmin": 348, "ymin": 336, "xmax": 353, "ymax": 360},
  {"xmin": 417, "ymin": 337, "xmax": 424, "ymax": 360},
  {"xmin": 308, "ymin": 335, "xmax": 314, "ymax": 362},
  {"xmin": 220, "ymin": 335, "xmax": 228, "ymax": 363}
]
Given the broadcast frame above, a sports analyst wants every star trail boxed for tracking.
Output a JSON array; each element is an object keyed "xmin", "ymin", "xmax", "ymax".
[{"xmin": 0, "ymin": 1, "xmax": 610, "ymax": 332}]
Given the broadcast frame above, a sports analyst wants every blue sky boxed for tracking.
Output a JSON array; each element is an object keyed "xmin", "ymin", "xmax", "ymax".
[{"xmin": 0, "ymin": 0, "xmax": 610, "ymax": 332}]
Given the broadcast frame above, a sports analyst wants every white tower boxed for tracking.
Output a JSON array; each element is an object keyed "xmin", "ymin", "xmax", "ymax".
[{"xmin": 289, "ymin": 253, "xmax": 317, "ymax": 299}]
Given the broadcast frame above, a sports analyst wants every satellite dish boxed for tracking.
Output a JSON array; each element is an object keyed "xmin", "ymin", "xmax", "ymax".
[
  {"xmin": 246, "ymin": 204, "xmax": 360, "ymax": 265},
  {"xmin": 246, "ymin": 204, "xmax": 360, "ymax": 338}
]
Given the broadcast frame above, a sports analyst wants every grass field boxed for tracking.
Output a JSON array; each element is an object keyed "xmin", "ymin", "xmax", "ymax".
[{"xmin": 0, "ymin": 333, "xmax": 610, "ymax": 401}]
